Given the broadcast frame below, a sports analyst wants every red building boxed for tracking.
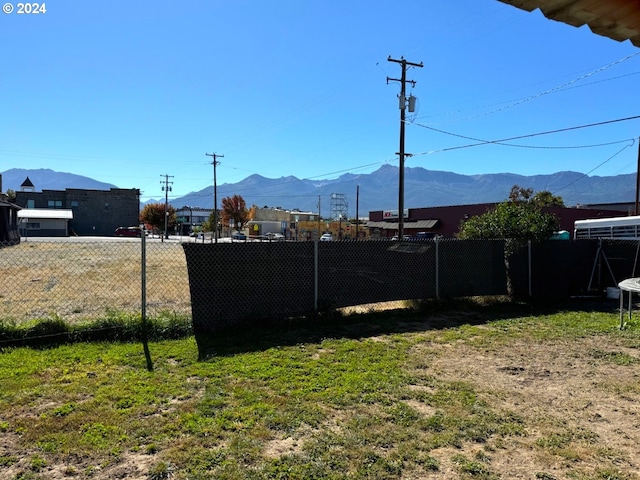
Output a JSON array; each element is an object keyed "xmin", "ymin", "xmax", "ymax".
[{"xmin": 367, "ymin": 204, "xmax": 629, "ymax": 239}]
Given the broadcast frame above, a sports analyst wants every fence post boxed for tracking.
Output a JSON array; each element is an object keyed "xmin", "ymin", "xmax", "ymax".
[
  {"xmin": 528, "ymin": 239, "xmax": 532, "ymax": 298},
  {"xmin": 314, "ymin": 236, "xmax": 318, "ymax": 313},
  {"xmin": 141, "ymin": 227, "xmax": 153, "ymax": 371},
  {"xmin": 435, "ymin": 235, "xmax": 440, "ymax": 300}
]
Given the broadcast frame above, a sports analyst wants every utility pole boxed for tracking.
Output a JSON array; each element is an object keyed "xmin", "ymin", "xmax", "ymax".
[
  {"xmin": 205, "ymin": 152, "xmax": 224, "ymax": 243},
  {"xmin": 160, "ymin": 174, "xmax": 174, "ymax": 241},
  {"xmin": 387, "ymin": 56, "xmax": 422, "ymax": 240},
  {"xmin": 634, "ymin": 137, "xmax": 640, "ymax": 215},
  {"xmin": 317, "ymin": 195, "xmax": 321, "ymax": 240},
  {"xmin": 356, "ymin": 185, "xmax": 360, "ymax": 240}
]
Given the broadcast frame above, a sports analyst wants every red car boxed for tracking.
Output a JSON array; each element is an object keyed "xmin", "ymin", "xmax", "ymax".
[{"xmin": 114, "ymin": 227, "xmax": 142, "ymax": 237}]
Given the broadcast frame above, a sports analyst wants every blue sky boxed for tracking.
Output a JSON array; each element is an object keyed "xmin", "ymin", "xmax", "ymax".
[{"xmin": 2, "ymin": 0, "xmax": 639, "ymax": 202}]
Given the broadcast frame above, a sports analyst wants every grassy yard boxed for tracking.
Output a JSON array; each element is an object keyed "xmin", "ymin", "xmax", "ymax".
[{"xmin": 1, "ymin": 299, "xmax": 639, "ymax": 479}]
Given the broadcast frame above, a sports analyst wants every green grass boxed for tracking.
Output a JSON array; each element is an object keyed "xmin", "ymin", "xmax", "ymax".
[
  {"xmin": 0, "ymin": 309, "xmax": 192, "ymax": 348},
  {"xmin": 1, "ymin": 298, "xmax": 639, "ymax": 479}
]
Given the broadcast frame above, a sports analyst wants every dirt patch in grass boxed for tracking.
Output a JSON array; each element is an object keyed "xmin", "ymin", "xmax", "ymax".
[{"xmin": 415, "ymin": 334, "xmax": 640, "ymax": 477}]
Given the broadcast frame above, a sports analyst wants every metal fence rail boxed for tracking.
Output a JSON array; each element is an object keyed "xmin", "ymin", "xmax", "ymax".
[{"xmin": 3, "ymin": 237, "xmax": 639, "ymax": 331}]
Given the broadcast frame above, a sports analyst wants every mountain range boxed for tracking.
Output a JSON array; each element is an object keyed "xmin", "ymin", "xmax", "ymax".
[
  {"xmin": 2, "ymin": 168, "xmax": 116, "ymax": 192},
  {"xmin": 2, "ymin": 166, "xmax": 635, "ymax": 216}
]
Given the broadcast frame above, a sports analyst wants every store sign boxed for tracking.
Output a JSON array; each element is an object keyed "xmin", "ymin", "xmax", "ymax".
[{"xmin": 382, "ymin": 209, "xmax": 408, "ymax": 219}]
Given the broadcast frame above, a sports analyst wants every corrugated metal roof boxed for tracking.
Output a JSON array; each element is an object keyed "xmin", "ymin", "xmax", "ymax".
[
  {"xmin": 17, "ymin": 209, "xmax": 73, "ymax": 220},
  {"xmin": 498, "ymin": 0, "xmax": 640, "ymax": 47}
]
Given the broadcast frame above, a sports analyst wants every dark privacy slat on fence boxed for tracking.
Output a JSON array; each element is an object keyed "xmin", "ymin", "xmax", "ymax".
[
  {"xmin": 510, "ymin": 240, "xmax": 597, "ymax": 298},
  {"xmin": 439, "ymin": 239, "xmax": 508, "ymax": 297},
  {"xmin": 318, "ymin": 240, "xmax": 508, "ymax": 308},
  {"xmin": 509, "ymin": 239, "xmax": 640, "ymax": 298},
  {"xmin": 183, "ymin": 239, "xmax": 509, "ymax": 334},
  {"xmin": 183, "ymin": 242, "xmax": 316, "ymax": 333},
  {"xmin": 318, "ymin": 240, "xmax": 436, "ymax": 308}
]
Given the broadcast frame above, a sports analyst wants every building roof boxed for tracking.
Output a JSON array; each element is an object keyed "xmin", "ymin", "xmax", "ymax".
[
  {"xmin": 0, "ymin": 197, "xmax": 21, "ymax": 209},
  {"xmin": 17, "ymin": 209, "xmax": 73, "ymax": 220},
  {"xmin": 366, "ymin": 219, "xmax": 439, "ymax": 230},
  {"xmin": 498, "ymin": 0, "xmax": 640, "ymax": 47},
  {"xmin": 20, "ymin": 176, "xmax": 34, "ymax": 188}
]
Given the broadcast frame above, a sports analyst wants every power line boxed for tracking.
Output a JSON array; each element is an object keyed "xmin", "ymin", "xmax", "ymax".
[
  {"xmin": 414, "ymin": 71, "xmax": 640, "ymax": 126},
  {"xmin": 413, "ymin": 51, "xmax": 640, "ymax": 126},
  {"xmin": 410, "ymin": 114, "xmax": 640, "ymax": 156},
  {"xmin": 555, "ymin": 140, "xmax": 636, "ymax": 194},
  {"xmin": 410, "ymin": 122, "xmax": 635, "ymax": 150}
]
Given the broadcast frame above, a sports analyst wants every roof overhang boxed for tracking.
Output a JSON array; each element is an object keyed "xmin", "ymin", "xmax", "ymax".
[
  {"xmin": 0, "ymin": 198, "xmax": 21, "ymax": 209},
  {"xmin": 17, "ymin": 209, "xmax": 73, "ymax": 220},
  {"xmin": 366, "ymin": 219, "xmax": 439, "ymax": 230},
  {"xmin": 498, "ymin": 0, "xmax": 640, "ymax": 47}
]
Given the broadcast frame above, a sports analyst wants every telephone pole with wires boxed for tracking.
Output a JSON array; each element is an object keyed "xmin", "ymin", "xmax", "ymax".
[
  {"xmin": 635, "ymin": 137, "xmax": 640, "ymax": 215},
  {"xmin": 387, "ymin": 56, "xmax": 422, "ymax": 239},
  {"xmin": 206, "ymin": 152, "xmax": 224, "ymax": 243},
  {"xmin": 160, "ymin": 174, "xmax": 174, "ymax": 241}
]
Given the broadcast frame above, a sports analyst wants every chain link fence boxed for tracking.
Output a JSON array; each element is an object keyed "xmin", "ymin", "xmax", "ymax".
[
  {"xmin": 183, "ymin": 238, "xmax": 510, "ymax": 336},
  {"xmin": 3, "ymin": 237, "xmax": 638, "ymax": 337},
  {"xmin": 510, "ymin": 238, "xmax": 640, "ymax": 297},
  {"xmin": 0, "ymin": 238, "xmax": 189, "ymax": 324}
]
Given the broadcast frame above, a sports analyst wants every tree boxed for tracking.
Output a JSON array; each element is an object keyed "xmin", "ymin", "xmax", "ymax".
[
  {"xmin": 140, "ymin": 203, "xmax": 176, "ymax": 234},
  {"xmin": 201, "ymin": 212, "xmax": 214, "ymax": 233},
  {"xmin": 248, "ymin": 204, "xmax": 258, "ymax": 222},
  {"xmin": 508, "ymin": 185, "xmax": 533, "ymax": 203},
  {"xmin": 531, "ymin": 190, "xmax": 565, "ymax": 208},
  {"xmin": 459, "ymin": 185, "xmax": 560, "ymax": 252},
  {"xmin": 458, "ymin": 185, "xmax": 560, "ymax": 296},
  {"xmin": 458, "ymin": 200, "xmax": 559, "ymax": 253},
  {"xmin": 221, "ymin": 194, "xmax": 249, "ymax": 231},
  {"xmin": 507, "ymin": 185, "xmax": 564, "ymax": 208}
]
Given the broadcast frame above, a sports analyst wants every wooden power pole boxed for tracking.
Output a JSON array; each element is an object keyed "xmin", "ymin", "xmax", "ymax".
[
  {"xmin": 205, "ymin": 152, "xmax": 224, "ymax": 243},
  {"xmin": 160, "ymin": 174, "xmax": 174, "ymax": 241},
  {"xmin": 387, "ymin": 56, "xmax": 422, "ymax": 239}
]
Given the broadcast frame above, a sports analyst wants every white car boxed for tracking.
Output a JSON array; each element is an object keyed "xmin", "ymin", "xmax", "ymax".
[
  {"xmin": 264, "ymin": 232, "xmax": 285, "ymax": 241},
  {"xmin": 320, "ymin": 233, "xmax": 333, "ymax": 241}
]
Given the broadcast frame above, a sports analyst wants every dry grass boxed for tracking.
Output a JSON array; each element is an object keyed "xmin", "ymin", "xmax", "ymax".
[{"xmin": 0, "ymin": 240, "xmax": 190, "ymax": 323}]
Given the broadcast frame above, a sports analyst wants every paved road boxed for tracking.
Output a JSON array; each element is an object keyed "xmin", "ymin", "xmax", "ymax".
[{"xmin": 19, "ymin": 235, "xmax": 245, "ymax": 243}]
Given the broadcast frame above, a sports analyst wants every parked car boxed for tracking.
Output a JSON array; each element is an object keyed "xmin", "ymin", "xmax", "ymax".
[
  {"xmin": 264, "ymin": 232, "xmax": 285, "ymax": 241},
  {"xmin": 231, "ymin": 232, "xmax": 247, "ymax": 241},
  {"xmin": 114, "ymin": 227, "xmax": 142, "ymax": 237},
  {"xmin": 320, "ymin": 233, "xmax": 333, "ymax": 241},
  {"xmin": 391, "ymin": 234, "xmax": 411, "ymax": 241}
]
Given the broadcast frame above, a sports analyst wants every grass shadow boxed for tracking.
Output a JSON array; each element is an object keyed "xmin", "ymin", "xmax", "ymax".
[{"xmin": 194, "ymin": 296, "xmax": 622, "ymax": 359}]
